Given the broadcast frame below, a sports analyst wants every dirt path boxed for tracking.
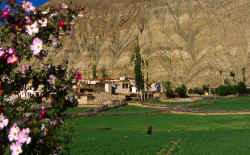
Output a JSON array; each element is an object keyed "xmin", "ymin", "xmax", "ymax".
[
  {"xmin": 168, "ymin": 111, "xmax": 250, "ymax": 115},
  {"xmin": 128, "ymin": 102, "xmax": 250, "ymax": 116},
  {"xmin": 65, "ymin": 99, "xmax": 250, "ymax": 117}
]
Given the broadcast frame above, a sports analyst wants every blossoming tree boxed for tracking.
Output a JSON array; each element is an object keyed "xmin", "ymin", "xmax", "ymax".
[{"xmin": 0, "ymin": 0, "xmax": 82, "ymax": 154}]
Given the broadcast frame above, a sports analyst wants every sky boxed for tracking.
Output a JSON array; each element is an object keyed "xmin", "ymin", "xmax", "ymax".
[
  {"xmin": 29, "ymin": 0, "xmax": 49, "ymax": 6},
  {"xmin": 0, "ymin": 0, "xmax": 49, "ymax": 7}
]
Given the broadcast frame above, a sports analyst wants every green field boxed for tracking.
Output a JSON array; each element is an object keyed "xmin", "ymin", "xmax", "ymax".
[
  {"xmin": 106, "ymin": 106, "xmax": 157, "ymax": 113},
  {"xmin": 192, "ymin": 96, "xmax": 250, "ymax": 111},
  {"xmin": 65, "ymin": 96, "xmax": 250, "ymax": 154},
  {"xmin": 144, "ymin": 98, "xmax": 211, "ymax": 106},
  {"xmin": 67, "ymin": 111, "xmax": 250, "ymax": 155}
]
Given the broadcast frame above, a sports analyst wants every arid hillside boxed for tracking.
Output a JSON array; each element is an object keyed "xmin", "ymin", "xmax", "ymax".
[{"xmin": 43, "ymin": 0, "xmax": 250, "ymax": 87}]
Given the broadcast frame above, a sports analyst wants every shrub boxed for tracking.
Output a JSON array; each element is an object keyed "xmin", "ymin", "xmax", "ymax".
[
  {"xmin": 215, "ymin": 84, "xmax": 237, "ymax": 96},
  {"xmin": 0, "ymin": 1, "xmax": 81, "ymax": 154},
  {"xmin": 175, "ymin": 84, "xmax": 187, "ymax": 98},
  {"xmin": 202, "ymin": 84, "xmax": 209, "ymax": 93},
  {"xmin": 237, "ymin": 81, "xmax": 248, "ymax": 95},
  {"xmin": 193, "ymin": 87, "xmax": 204, "ymax": 95},
  {"xmin": 163, "ymin": 81, "xmax": 175, "ymax": 98},
  {"xmin": 188, "ymin": 88, "xmax": 193, "ymax": 94}
]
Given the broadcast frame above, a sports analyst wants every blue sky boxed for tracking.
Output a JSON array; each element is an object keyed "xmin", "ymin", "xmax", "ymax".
[
  {"xmin": 29, "ymin": 0, "xmax": 49, "ymax": 6},
  {"xmin": 0, "ymin": 0, "xmax": 49, "ymax": 7}
]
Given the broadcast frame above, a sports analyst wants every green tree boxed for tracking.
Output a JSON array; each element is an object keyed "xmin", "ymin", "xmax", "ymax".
[
  {"xmin": 92, "ymin": 64, "xmax": 98, "ymax": 79},
  {"xmin": 242, "ymin": 67, "xmax": 246, "ymax": 82},
  {"xmin": 134, "ymin": 39, "xmax": 144, "ymax": 100},
  {"xmin": 101, "ymin": 65, "xmax": 108, "ymax": 78}
]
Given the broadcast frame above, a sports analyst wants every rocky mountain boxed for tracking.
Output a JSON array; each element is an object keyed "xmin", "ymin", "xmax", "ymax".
[{"xmin": 44, "ymin": 0, "xmax": 250, "ymax": 88}]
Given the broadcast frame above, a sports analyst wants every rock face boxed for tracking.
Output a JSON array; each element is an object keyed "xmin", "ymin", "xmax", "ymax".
[{"xmin": 46, "ymin": 0, "xmax": 250, "ymax": 88}]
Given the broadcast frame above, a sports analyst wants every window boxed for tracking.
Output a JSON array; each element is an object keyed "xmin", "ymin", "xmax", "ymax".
[{"xmin": 122, "ymin": 83, "xmax": 129, "ymax": 89}]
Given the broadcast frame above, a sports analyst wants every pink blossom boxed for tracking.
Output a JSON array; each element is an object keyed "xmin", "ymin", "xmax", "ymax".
[
  {"xmin": 58, "ymin": 20, "xmax": 65, "ymax": 27},
  {"xmin": 8, "ymin": 123, "xmax": 20, "ymax": 142},
  {"xmin": 41, "ymin": 108, "xmax": 46, "ymax": 117},
  {"xmin": 30, "ymin": 37, "xmax": 43, "ymax": 55},
  {"xmin": 25, "ymin": 22, "xmax": 39, "ymax": 36},
  {"xmin": 0, "ymin": 114, "xmax": 8, "ymax": 130},
  {"xmin": 7, "ymin": 48, "xmax": 15, "ymax": 54},
  {"xmin": 76, "ymin": 73, "xmax": 82, "ymax": 80},
  {"xmin": 19, "ymin": 64, "xmax": 30, "ymax": 77},
  {"xmin": 7, "ymin": 55, "xmax": 19, "ymax": 64},
  {"xmin": 10, "ymin": 142, "xmax": 22, "ymax": 155},
  {"xmin": 59, "ymin": 3, "xmax": 68, "ymax": 9},
  {"xmin": 22, "ymin": 1, "xmax": 35, "ymax": 12},
  {"xmin": 47, "ymin": 75, "xmax": 56, "ymax": 84},
  {"xmin": 52, "ymin": 38, "xmax": 57, "ymax": 47},
  {"xmin": 25, "ymin": 16, "xmax": 31, "ymax": 24},
  {"xmin": 18, "ymin": 128, "xmax": 31, "ymax": 144},
  {"xmin": 1, "ymin": 9, "xmax": 10, "ymax": 19},
  {"xmin": 72, "ymin": 67, "xmax": 78, "ymax": 73},
  {"xmin": 0, "ymin": 48, "xmax": 5, "ymax": 57}
]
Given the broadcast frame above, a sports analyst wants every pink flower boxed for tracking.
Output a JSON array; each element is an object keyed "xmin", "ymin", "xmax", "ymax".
[
  {"xmin": 7, "ymin": 55, "xmax": 19, "ymax": 65},
  {"xmin": 59, "ymin": 3, "xmax": 68, "ymax": 9},
  {"xmin": 52, "ymin": 38, "xmax": 57, "ymax": 47},
  {"xmin": 18, "ymin": 128, "xmax": 31, "ymax": 144},
  {"xmin": 8, "ymin": 123, "xmax": 20, "ymax": 142},
  {"xmin": 72, "ymin": 67, "xmax": 78, "ymax": 73},
  {"xmin": 41, "ymin": 109, "xmax": 46, "ymax": 117},
  {"xmin": 30, "ymin": 38, "xmax": 43, "ymax": 55},
  {"xmin": 1, "ymin": 9, "xmax": 10, "ymax": 19},
  {"xmin": 58, "ymin": 20, "xmax": 65, "ymax": 27},
  {"xmin": 76, "ymin": 73, "xmax": 82, "ymax": 80},
  {"xmin": 19, "ymin": 64, "xmax": 30, "ymax": 77},
  {"xmin": 7, "ymin": 48, "xmax": 15, "ymax": 55},
  {"xmin": 22, "ymin": 1, "xmax": 35, "ymax": 12},
  {"xmin": 25, "ymin": 16, "xmax": 31, "ymax": 24},
  {"xmin": 25, "ymin": 22, "xmax": 39, "ymax": 36},
  {"xmin": 10, "ymin": 142, "xmax": 22, "ymax": 155},
  {"xmin": 0, "ymin": 114, "xmax": 8, "ymax": 130},
  {"xmin": 0, "ymin": 48, "xmax": 5, "ymax": 57}
]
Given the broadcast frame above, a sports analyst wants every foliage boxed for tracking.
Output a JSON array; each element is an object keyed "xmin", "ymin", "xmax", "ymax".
[
  {"xmin": 236, "ymin": 81, "xmax": 248, "ymax": 96},
  {"xmin": 215, "ymin": 84, "xmax": 237, "ymax": 96},
  {"xmin": 242, "ymin": 67, "xmax": 246, "ymax": 82},
  {"xmin": 191, "ymin": 87, "xmax": 204, "ymax": 95},
  {"xmin": 230, "ymin": 71, "xmax": 236, "ymax": 83},
  {"xmin": 100, "ymin": 65, "xmax": 108, "ymax": 78},
  {"xmin": 134, "ymin": 39, "xmax": 144, "ymax": 92},
  {"xmin": 189, "ymin": 85, "xmax": 209, "ymax": 95},
  {"xmin": 175, "ymin": 84, "xmax": 187, "ymax": 98},
  {"xmin": 215, "ymin": 81, "xmax": 249, "ymax": 96},
  {"xmin": 0, "ymin": 0, "xmax": 82, "ymax": 154},
  {"xmin": 92, "ymin": 64, "xmax": 98, "ymax": 79},
  {"xmin": 202, "ymin": 84, "xmax": 209, "ymax": 93},
  {"xmin": 163, "ymin": 81, "xmax": 175, "ymax": 98}
]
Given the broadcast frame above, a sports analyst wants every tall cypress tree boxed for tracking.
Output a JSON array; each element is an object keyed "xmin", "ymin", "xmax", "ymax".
[
  {"xmin": 134, "ymin": 39, "xmax": 144, "ymax": 93},
  {"xmin": 101, "ymin": 65, "xmax": 108, "ymax": 78},
  {"xmin": 92, "ymin": 64, "xmax": 98, "ymax": 79}
]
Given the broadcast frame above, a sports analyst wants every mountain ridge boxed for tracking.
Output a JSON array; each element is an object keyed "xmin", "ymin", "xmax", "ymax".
[{"xmin": 43, "ymin": 0, "xmax": 250, "ymax": 88}]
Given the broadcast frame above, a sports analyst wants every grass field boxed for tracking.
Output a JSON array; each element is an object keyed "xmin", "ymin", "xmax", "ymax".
[
  {"xmin": 67, "ymin": 111, "xmax": 250, "ymax": 155},
  {"xmin": 144, "ymin": 98, "xmax": 211, "ymax": 106},
  {"xmin": 192, "ymin": 96, "xmax": 250, "ymax": 111},
  {"xmin": 64, "ymin": 96, "xmax": 250, "ymax": 154},
  {"xmin": 106, "ymin": 106, "xmax": 157, "ymax": 113}
]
